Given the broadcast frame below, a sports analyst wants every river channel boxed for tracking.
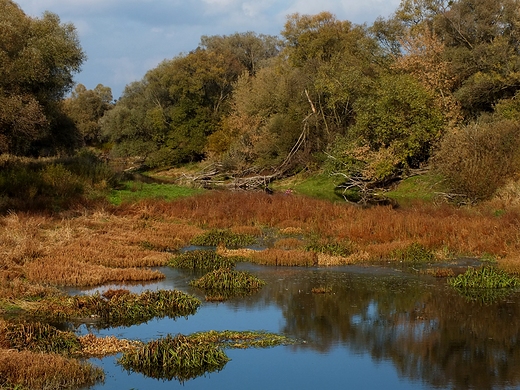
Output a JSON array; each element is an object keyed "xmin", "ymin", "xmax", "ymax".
[{"xmin": 68, "ymin": 263, "xmax": 520, "ymax": 390}]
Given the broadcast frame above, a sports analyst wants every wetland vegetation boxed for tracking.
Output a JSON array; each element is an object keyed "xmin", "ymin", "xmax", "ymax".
[{"xmin": 2, "ymin": 0, "xmax": 520, "ymax": 387}]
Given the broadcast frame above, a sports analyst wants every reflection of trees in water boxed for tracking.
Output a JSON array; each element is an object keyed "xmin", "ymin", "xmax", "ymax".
[{"xmin": 244, "ymin": 268, "xmax": 520, "ymax": 389}]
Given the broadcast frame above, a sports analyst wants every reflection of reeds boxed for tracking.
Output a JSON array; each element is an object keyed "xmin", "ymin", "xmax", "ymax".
[
  {"xmin": 118, "ymin": 334, "xmax": 229, "ymax": 383},
  {"xmin": 39, "ymin": 289, "xmax": 201, "ymax": 327}
]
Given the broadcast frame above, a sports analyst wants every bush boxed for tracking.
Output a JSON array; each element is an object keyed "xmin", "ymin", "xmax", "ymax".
[{"xmin": 433, "ymin": 120, "xmax": 520, "ymax": 201}]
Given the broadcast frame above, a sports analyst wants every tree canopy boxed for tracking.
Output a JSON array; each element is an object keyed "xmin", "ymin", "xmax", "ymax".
[{"xmin": 0, "ymin": 0, "xmax": 85, "ymax": 155}]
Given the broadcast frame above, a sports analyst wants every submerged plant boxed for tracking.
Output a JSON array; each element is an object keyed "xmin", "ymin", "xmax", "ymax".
[
  {"xmin": 191, "ymin": 229, "xmax": 257, "ymax": 248},
  {"xmin": 169, "ymin": 250, "xmax": 235, "ymax": 271}
]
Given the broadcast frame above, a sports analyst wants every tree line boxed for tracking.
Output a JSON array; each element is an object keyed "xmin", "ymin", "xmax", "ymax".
[{"xmin": 2, "ymin": 0, "xmax": 520, "ymax": 202}]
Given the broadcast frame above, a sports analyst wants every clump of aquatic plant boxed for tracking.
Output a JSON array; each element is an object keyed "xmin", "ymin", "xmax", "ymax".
[
  {"xmin": 419, "ymin": 267, "xmax": 455, "ymax": 278},
  {"xmin": 448, "ymin": 266, "xmax": 520, "ymax": 289},
  {"xmin": 0, "ymin": 349, "xmax": 104, "ymax": 389},
  {"xmin": 1, "ymin": 321, "xmax": 81, "ymax": 356},
  {"xmin": 168, "ymin": 250, "xmax": 235, "ymax": 271},
  {"xmin": 190, "ymin": 268, "xmax": 266, "ymax": 292},
  {"xmin": 311, "ymin": 286, "xmax": 333, "ymax": 294},
  {"xmin": 305, "ymin": 239, "xmax": 352, "ymax": 257},
  {"xmin": 391, "ymin": 242, "xmax": 435, "ymax": 264},
  {"xmin": 41, "ymin": 289, "xmax": 201, "ymax": 327},
  {"xmin": 448, "ymin": 266, "xmax": 520, "ymax": 304},
  {"xmin": 118, "ymin": 334, "xmax": 229, "ymax": 382},
  {"xmin": 191, "ymin": 229, "xmax": 257, "ymax": 248},
  {"xmin": 188, "ymin": 330, "xmax": 297, "ymax": 349}
]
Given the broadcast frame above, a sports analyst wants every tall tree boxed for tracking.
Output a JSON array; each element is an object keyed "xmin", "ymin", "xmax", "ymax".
[
  {"xmin": 0, "ymin": 0, "xmax": 85, "ymax": 155},
  {"xmin": 64, "ymin": 84, "xmax": 113, "ymax": 146}
]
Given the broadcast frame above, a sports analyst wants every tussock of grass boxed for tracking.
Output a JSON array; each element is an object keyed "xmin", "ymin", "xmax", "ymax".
[
  {"xmin": 169, "ymin": 250, "xmax": 235, "ymax": 271},
  {"xmin": 190, "ymin": 268, "xmax": 266, "ymax": 291},
  {"xmin": 118, "ymin": 330, "xmax": 295, "ymax": 382},
  {"xmin": 448, "ymin": 267, "xmax": 520, "ymax": 289},
  {"xmin": 118, "ymin": 334, "xmax": 229, "ymax": 382},
  {"xmin": 191, "ymin": 229, "xmax": 257, "ymax": 248},
  {"xmin": 0, "ymin": 321, "xmax": 81, "ymax": 356},
  {"xmin": 391, "ymin": 242, "xmax": 436, "ymax": 265},
  {"xmin": 78, "ymin": 334, "xmax": 142, "ymax": 357},
  {"xmin": 39, "ymin": 289, "xmax": 201, "ymax": 327},
  {"xmin": 0, "ymin": 349, "xmax": 104, "ymax": 390}
]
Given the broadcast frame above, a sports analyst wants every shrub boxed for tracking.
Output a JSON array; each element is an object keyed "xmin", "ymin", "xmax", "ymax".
[{"xmin": 433, "ymin": 120, "xmax": 520, "ymax": 201}]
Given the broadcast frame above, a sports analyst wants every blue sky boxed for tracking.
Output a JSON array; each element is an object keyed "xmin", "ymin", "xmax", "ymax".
[{"xmin": 15, "ymin": 0, "xmax": 401, "ymax": 99}]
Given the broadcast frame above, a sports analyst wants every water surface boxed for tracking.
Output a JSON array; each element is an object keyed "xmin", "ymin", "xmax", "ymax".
[{"xmin": 73, "ymin": 264, "xmax": 520, "ymax": 390}]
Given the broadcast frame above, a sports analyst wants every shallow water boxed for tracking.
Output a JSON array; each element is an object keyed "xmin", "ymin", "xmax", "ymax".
[{"xmin": 72, "ymin": 264, "xmax": 520, "ymax": 390}]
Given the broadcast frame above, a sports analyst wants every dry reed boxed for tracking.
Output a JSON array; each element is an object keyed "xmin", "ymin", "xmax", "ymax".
[
  {"xmin": 2, "ymin": 191, "xmax": 520, "ymax": 300},
  {"xmin": 0, "ymin": 349, "xmax": 104, "ymax": 389}
]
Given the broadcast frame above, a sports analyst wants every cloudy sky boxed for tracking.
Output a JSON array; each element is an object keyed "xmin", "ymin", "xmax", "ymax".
[{"xmin": 15, "ymin": 0, "xmax": 401, "ymax": 99}]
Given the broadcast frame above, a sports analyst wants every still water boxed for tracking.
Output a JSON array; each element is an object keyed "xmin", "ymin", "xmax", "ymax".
[{"xmin": 72, "ymin": 264, "xmax": 520, "ymax": 390}]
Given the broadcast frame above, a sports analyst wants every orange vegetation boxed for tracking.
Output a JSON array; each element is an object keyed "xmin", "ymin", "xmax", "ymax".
[{"xmin": 1, "ymin": 190, "xmax": 520, "ymax": 298}]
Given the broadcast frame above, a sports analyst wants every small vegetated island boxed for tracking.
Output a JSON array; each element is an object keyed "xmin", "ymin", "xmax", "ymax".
[{"xmin": 1, "ymin": 0, "xmax": 520, "ymax": 388}]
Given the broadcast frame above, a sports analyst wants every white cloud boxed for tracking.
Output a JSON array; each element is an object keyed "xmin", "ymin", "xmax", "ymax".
[{"xmin": 13, "ymin": 0, "xmax": 403, "ymax": 98}]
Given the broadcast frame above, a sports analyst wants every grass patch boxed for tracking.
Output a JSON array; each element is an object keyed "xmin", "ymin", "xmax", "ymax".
[
  {"xmin": 391, "ymin": 243, "xmax": 435, "ymax": 265},
  {"xmin": 386, "ymin": 173, "xmax": 446, "ymax": 204},
  {"xmin": 272, "ymin": 172, "xmax": 343, "ymax": 202},
  {"xmin": 0, "ymin": 349, "xmax": 104, "ymax": 390},
  {"xmin": 191, "ymin": 229, "xmax": 257, "ymax": 248},
  {"xmin": 249, "ymin": 249, "xmax": 317, "ymax": 267},
  {"xmin": 118, "ymin": 330, "xmax": 295, "ymax": 382},
  {"xmin": 169, "ymin": 250, "xmax": 235, "ymax": 271},
  {"xmin": 118, "ymin": 333, "xmax": 229, "ymax": 383},
  {"xmin": 190, "ymin": 268, "xmax": 266, "ymax": 300},
  {"xmin": 1, "ymin": 321, "xmax": 81, "ymax": 356},
  {"xmin": 448, "ymin": 266, "xmax": 520, "ymax": 289},
  {"xmin": 40, "ymin": 289, "xmax": 201, "ymax": 327},
  {"xmin": 108, "ymin": 182, "xmax": 204, "ymax": 205},
  {"xmin": 306, "ymin": 239, "xmax": 352, "ymax": 257}
]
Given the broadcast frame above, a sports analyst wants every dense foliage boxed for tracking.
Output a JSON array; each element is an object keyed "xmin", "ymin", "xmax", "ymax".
[
  {"xmin": 0, "ymin": 0, "xmax": 85, "ymax": 155},
  {"xmin": 2, "ymin": 0, "xmax": 520, "ymax": 202}
]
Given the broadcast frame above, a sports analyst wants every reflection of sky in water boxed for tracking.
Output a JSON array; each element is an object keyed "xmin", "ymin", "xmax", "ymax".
[{"xmin": 71, "ymin": 264, "xmax": 520, "ymax": 390}]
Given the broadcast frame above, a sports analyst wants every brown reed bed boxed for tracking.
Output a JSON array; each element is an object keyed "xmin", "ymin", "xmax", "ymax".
[
  {"xmin": 0, "ymin": 349, "xmax": 104, "ymax": 390},
  {"xmin": 2, "ymin": 190, "xmax": 520, "ymax": 301},
  {"xmin": 118, "ymin": 192, "xmax": 520, "ymax": 264},
  {"xmin": 78, "ymin": 334, "xmax": 142, "ymax": 357}
]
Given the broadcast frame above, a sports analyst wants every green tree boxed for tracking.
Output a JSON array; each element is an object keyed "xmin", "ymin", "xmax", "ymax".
[
  {"xmin": 0, "ymin": 0, "xmax": 85, "ymax": 155},
  {"xmin": 64, "ymin": 84, "xmax": 113, "ymax": 146},
  {"xmin": 103, "ymin": 46, "xmax": 251, "ymax": 167}
]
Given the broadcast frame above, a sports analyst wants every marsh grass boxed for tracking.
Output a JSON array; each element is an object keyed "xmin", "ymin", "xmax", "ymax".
[
  {"xmin": 190, "ymin": 268, "xmax": 266, "ymax": 300},
  {"xmin": 448, "ymin": 266, "xmax": 520, "ymax": 289},
  {"xmin": 0, "ymin": 349, "xmax": 104, "ymax": 390},
  {"xmin": 191, "ymin": 229, "xmax": 257, "ymax": 248},
  {"xmin": 118, "ymin": 334, "xmax": 229, "ymax": 382},
  {"xmin": 118, "ymin": 330, "xmax": 296, "ymax": 382},
  {"xmin": 0, "ymin": 321, "xmax": 81, "ymax": 356},
  {"xmin": 391, "ymin": 242, "xmax": 436, "ymax": 265},
  {"xmin": 306, "ymin": 239, "xmax": 352, "ymax": 257},
  {"xmin": 169, "ymin": 250, "xmax": 235, "ymax": 271},
  {"xmin": 78, "ymin": 334, "xmax": 142, "ymax": 357},
  {"xmin": 40, "ymin": 289, "xmax": 201, "ymax": 327}
]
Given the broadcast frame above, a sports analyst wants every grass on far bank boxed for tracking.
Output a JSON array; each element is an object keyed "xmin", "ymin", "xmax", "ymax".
[
  {"xmin": 272, "ymin": 172, "xmax": 344, "ymax": 202},
  {"xmin": 108, "ymin": 181, "xmax": 205, "ymax": 205}
]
